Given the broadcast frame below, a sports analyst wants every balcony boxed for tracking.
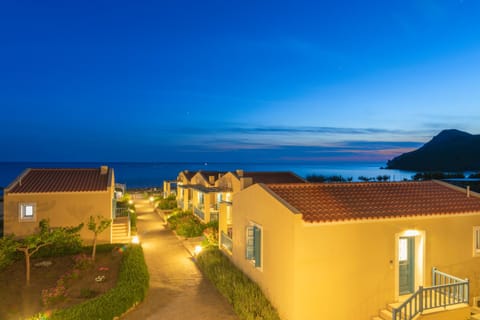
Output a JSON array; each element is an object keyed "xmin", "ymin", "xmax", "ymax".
[
  {"xmin": 221, "ymin": 231, "xmax": 233, "ymax": 252},
  {"xmin": 194, "ymin": 206, "xmax": 205, "ymax": 220}
]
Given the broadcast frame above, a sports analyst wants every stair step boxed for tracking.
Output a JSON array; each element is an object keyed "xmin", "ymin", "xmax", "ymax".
[
  {"xmin": 387, "ymin": 302, "xmax": 402, "ymax": 312},
  {"xmin": 380, "ymin": 309, "xmax": 392, "ymax": 320}
]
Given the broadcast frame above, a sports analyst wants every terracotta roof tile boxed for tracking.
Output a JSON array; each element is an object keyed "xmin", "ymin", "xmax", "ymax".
[
  {"xmin": 7, "ymin": 168, "xmax": 112, "ymax": 193},
  {"xmin": 266, "ymin": 181, "xmax": 480, "ymax": 223}
]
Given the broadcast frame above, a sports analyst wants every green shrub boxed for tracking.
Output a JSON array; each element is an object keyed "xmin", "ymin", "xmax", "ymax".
[
  {"xmin": 196, "ymin": 248, "xmax": 280, "ymax": 320},
  {"xmin": 49, "ymin": 244, "xmax": 149, "ymax": 320},
  {"xmin": 158, "ymin": 194, "xmax": 177, "ymax": 210},
  {"xmin": 0, "ymin": 235, "xmax": 17, "ymax": 270},
  {"xmin": 166, "ymin": 210, "xmax": 206, "ymax": 237}
]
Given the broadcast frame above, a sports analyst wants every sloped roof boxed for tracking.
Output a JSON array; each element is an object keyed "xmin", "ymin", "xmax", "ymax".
[
  {"xmin": 241, "ymin": 171, "xmax": 306, "ymax": 184},
  {"xmin": 6, "ymin": 168, "xmax": 113, "ymax": 193},
  {"xmin": 266, "ymin": 180, "xmax": 480, "ymax": 223},
  {"xmin": 197, "ymin": 171, "xmax": 227, "ymax": 184},
  {"xmin": 178, "ymin": 170, "xmax": 197, "ymax": 181}
]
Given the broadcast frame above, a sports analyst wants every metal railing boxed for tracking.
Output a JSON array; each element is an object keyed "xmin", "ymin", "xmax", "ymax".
[
  {"xmin": 221, "ymin": 231, "xmax": 233, "ymax": 252},
  {"xmin": 392, "ymin": 268, "xmax": 469, "ymax": 320},
  {"xmin": 194, "ymin": 206, "xmax": 205, "ymax": 220},
  {"xmin": 114, "ymin": 207, "xmax": 130, "ymax": 218}
]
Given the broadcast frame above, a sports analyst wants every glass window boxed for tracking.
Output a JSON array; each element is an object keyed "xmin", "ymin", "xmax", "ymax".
[
  {"xmin": 473, "ymin": 227, "xmax": 480, "ymax": 256},
  {"xmin": 245, "ymin": 224, "xmax": 262, "ymax": 268},
  {"xmin": 19, "ymin": 203, "xmax": 36, "ymax": 221}
]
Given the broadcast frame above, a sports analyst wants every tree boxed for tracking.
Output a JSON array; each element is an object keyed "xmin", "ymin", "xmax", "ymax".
[
  {"xmin": 88, "ymin": 215, "xmax": 112, "ymax": 261},
  {"xmin": 16, "ymin": 219, "xmax": 83, "ymax": 286},
  {"xmin": 0, "ymin": 235, "xmax": 17, "ymax": 270}
]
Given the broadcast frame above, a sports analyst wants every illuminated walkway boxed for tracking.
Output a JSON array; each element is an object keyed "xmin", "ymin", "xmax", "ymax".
[{"xmin": 121, "ymin": 196, "xmax": 238, "ymax": 320}]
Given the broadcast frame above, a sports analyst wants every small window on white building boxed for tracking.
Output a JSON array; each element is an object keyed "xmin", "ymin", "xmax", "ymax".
[
  {"xmin": 19, "ymin": 203, "xmax": 36, "ymax": 221},
  {"xmin": 245, "ymin": 223, "xmax": 262, "ymax": 268},
  {"xmin": 474, "ymin": 227, "xmax": 480, "ymax": 257}
]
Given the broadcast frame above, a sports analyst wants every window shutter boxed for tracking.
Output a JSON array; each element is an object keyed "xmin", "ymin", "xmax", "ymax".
[
  {"xmin": 254, "ymin": 226, "xmax": 261, "ymax": 267},
  {"xmin": 246, "ymin": 226, "xmax": 254, "ymax": 260}
]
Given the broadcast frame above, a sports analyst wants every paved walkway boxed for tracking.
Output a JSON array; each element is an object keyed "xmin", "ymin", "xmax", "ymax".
[{"xmin": 122, "ymin": 197, "xmax": 238, "ymax": 320}]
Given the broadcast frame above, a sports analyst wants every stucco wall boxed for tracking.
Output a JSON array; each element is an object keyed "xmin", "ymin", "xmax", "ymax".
[
  {"xmin": 292, "ymin": 214, "xmax": 480, "ymax": 320},
  {"xmin": 232, "ymin": 184, "xmax": 300, "ymax": 320},
  {"xmin": 4, "ymin": 191, "xmax": 113, "ymax": 244},
  {"xmin": 232, "ymin": 183, "xmax": 480, "ymax": 320}
]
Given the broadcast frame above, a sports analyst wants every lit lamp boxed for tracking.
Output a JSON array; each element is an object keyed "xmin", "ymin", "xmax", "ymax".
[
  {"xmin": 194, "ymin": 245, "xmax": 203, "ymax": 256},
  {"xmin": 131, "ymin": 235, "xmax": 140, "ymax": 244}
]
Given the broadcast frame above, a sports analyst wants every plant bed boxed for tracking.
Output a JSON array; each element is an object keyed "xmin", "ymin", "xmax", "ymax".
[
  {"xmin": 0, "ymin": 249, "xmax": 122, "ymax": 320},
  {"xmin": 196, "ymin": 247, "xmax": 280, "ymax": 320}
]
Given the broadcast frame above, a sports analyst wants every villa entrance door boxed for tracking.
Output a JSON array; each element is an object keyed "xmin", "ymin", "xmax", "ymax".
[{"xmin": 399, "ymin": 236, "xmax": 415, "ymax": 295}]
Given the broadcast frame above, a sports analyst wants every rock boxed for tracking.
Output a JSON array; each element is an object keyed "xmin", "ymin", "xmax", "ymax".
[{"xmin": 34, "ymin": 261, "xmax": 52, "ymax": 267}]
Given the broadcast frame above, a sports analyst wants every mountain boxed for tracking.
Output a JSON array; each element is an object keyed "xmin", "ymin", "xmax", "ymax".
[{"xmin": 386, "ymin": 129, "xmax": 480, "ymax": 171}]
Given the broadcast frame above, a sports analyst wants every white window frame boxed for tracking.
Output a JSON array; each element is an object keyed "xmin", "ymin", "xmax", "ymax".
[
  {"xmin": 473, "ymin": 226, "xmax": 480, "ymax": 257},
  {"xmin": 245, "ymin": 222, "xmax": 263, "ymax": 269},
  {"xmin": 19, "ymin": 203, "xmax": 36, "ymax": 222}
]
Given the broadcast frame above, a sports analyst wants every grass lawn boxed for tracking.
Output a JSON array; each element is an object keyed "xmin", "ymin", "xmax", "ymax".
[{"xmin": 0, "ymin": 249, "xmax": 123, "ymax": 320}]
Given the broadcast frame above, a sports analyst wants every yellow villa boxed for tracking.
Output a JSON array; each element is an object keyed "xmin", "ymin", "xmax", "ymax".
[
  {"xmin": 3, "ymin": 166, "xmax": 129, "ymax": 244},
  {"xmin": 232, "ymin": 180, "xmax": 480, "ymax": 320},
  {"xmin": 215, "ymin": 170, "xmax": 305, "ymax": 254},
  {"xmin": 177, "ymin": 170, "xmax": 226, "ymax": 222}
]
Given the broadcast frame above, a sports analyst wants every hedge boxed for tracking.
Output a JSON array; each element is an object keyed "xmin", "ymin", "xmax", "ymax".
[
  {"xmin": 48, "ymin": 244, "xmax": 149, "ymax": 320},
  {"xmin": 196, "ymin": 247, "xmax": 280, "ymax": 320}
]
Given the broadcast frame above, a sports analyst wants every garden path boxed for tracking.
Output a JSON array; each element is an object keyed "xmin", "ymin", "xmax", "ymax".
[{"xmin": 121, "ymin": 196, "xmax": 239, "ymax": 320}]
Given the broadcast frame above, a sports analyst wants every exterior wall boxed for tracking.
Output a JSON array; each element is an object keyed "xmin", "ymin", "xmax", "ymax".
[
  {"xmin": 292, "ymin": 214, "xmax": 480, "ymax": 320},
  {"xmin": 232, "ymin": 184, "xmax": 301, "ymax": 320},
  {"xmin": 176, "ymin": 172, "xmax": 192, "ymax": 210},
  {"xmin": 4, "ymin": 191, "xmax": 113, "ymax": 244},
  {"xmin": 232, "ymin": 184, "xmax": 480, "ymax": 320}
]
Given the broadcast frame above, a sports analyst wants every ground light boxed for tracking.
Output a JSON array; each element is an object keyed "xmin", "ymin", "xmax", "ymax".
[
  {"xmin": 131, "ymin": 235, "xmax": 140, "ymax": 244},
  {"xmin": 194, "ymin": 245, "xmax": 203, "ymax": 255}
]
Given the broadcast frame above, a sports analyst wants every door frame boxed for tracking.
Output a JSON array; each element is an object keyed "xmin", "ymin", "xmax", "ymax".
[{"xmin": 395, "ymin": 230, "xmax": 425, "ymax": 300}]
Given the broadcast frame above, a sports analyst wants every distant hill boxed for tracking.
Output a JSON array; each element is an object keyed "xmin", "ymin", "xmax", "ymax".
[{"xmin": 386, "ymin": 129, "xmax": 480, "ymax": 171}]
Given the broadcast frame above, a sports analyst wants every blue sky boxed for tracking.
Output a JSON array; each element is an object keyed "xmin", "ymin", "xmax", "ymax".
[{"xmin": 1, "ymin": 0, "xmax": 480, "ymax": 163}]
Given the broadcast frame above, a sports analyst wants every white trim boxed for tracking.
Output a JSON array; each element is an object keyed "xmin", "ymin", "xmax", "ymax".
[
  {"xmin": 473, "ymin": 226, "xmax": 480, "ymax": 257},
  {"xmin": 18, "ymin": 202, "xmax": 37, "ymax": 222},
  {"xmin": 245, "ymin": 220, "xmax": 263, "ymax": 271},
  {"xmin": 394, "ymin": 230, "xmax": 426, "ymax": 301}
]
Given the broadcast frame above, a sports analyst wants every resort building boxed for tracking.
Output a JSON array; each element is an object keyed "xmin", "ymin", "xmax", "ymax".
[
  {"xmin": 175, "ymin": 170, "xmax": 197, "ymax": 210},
  {"xmin": 3, "ymin": 166, "xmax": 128, "ymax": 243},
  {"xmin": 180, "ymin": 170, "xmax": 227, "ymax": 222},
  {"xmin": 231, "ymin": 180, "xmax": 480, "ymax": 320},
  {"xmin": 216, "ymin": 170, "xmax": 305, "ymax": 254}
]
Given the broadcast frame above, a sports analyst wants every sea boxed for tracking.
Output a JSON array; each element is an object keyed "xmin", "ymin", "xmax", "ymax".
[{"xmin": 0, "ymin": 161, "xmax": 417, "ymax": 190}]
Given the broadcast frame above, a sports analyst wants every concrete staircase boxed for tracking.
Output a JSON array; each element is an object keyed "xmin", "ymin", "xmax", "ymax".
[
  {"xmin": 372, "ymin": 302, "xmax": 403, "ymax": 320},
  {"xmin": 111, "ymin": 217, "xmax": 131, "ymax": 243}
]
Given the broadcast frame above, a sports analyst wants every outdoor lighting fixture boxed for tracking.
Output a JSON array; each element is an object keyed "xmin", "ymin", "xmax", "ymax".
[
  {"xmin": 404, "ymin": 229, "xmax": 420, "ymax": 237},
  {"xmin": 194, "ymin": 245, "xmax": 203, "ymax": 255},
  {"xmin": 131, "ymin": 235, "xmax": 140, "ymax": 244},
  {"xmin": 128, "ymin": 199, "xmax": 133, "ymax": 205},
  {"xmin": 149, "ymin": 196, "xmax": 154, "ymax": 202}
]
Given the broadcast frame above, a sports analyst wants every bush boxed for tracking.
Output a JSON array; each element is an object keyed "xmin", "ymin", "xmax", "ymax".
[
  {"xmin": 196, "ymin": 247, "xmax": 280, "ymax": 320},
  {"xmin": 48, "ymin": 244, "xmax": 149, "ymax": 320},
  {"xmin": 0, "ymin": 235, "xmax": 17, "ymax": 270},
  {"xmin": 158, "ymin": 194, "xmax": 177, "ymax": 210},
  {"xmin": 167, "ymin": 210, "xmax": 206, "ymax": 238}
]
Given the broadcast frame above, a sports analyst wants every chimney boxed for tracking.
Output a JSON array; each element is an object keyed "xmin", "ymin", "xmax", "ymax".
[
  {"xmin": 240, "ymin": 177, "xmax": 253, "ymax": 189},
  {"xmin": 209, "ymin": 175, "xmax": 215, "ymax": 184},
  {"xmin": 467, "ymin": 185, "xmax": 471, "ymax": 198},
  {"xmin": 236, "ymin": 169, "xmax": 244, "ymax": 177},
  {"xmin": 100, "ymin": 166, "xmax": 109, "ymax": 175}
]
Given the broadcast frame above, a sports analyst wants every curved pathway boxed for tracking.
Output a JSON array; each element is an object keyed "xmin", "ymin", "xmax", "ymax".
[{"xmin": 122, "ymin": 196, "xmax": 238, "ymax": 320}]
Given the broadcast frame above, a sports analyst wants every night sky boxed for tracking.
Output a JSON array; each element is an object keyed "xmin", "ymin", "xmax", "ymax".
[{"xmin": 2, "ymin": 0, "xmax": 480, "ymax": 163}]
